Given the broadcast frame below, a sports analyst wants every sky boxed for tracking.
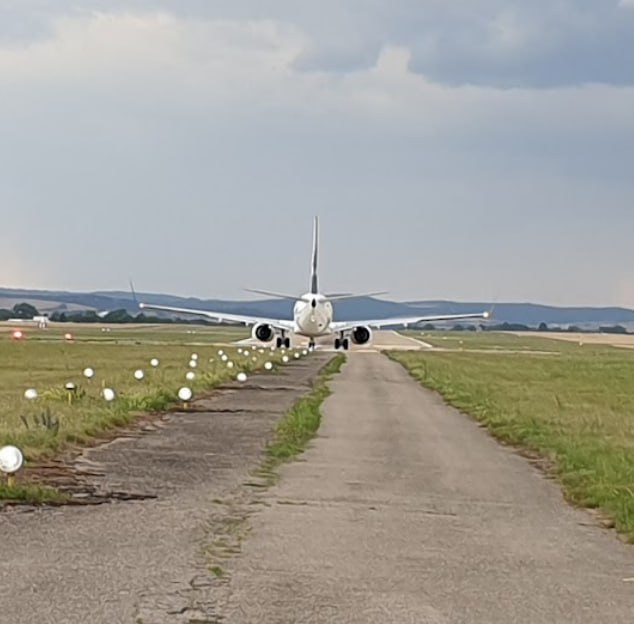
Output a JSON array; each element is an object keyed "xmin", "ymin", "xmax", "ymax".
[{"xmin": 1, "ymin": 1, "xmax": 633, "ymax": 307}]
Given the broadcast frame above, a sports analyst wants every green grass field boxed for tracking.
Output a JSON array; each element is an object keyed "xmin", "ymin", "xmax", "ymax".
[
  {"xmin": 1, "ymin": 322, "xmax": 250, "ymax": 345},
  {"xmin": 391, "ymin": 332, "xmax": 634, "ymax": 542},
  {"xmin": 0, "ymin": 323, "xmax": 296, "ymax": 499}
]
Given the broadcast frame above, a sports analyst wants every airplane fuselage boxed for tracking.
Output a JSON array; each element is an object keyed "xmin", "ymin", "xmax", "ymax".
[{"xmin": 293, "ymin": 293, "xmax": 333, "ymax": 338}]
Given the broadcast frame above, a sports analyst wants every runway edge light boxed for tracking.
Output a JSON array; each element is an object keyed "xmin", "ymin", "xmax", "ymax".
[
  {"xmin": 178, "ymin": 386, "xmax": 193, "ymax": 409},
  {"xmin": 0, "ymin": 445, "xmax": 24, "ymax": 487}
]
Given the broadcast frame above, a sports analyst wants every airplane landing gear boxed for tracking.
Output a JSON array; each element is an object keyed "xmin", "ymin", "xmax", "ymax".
[
  {"xmin": 276, "ymin": 336, "xmax": 291, "ymax": 349},
  {"xmin": 334, "ymin": 336, "xmax": 349, "ymax": 350},
  {"xmin": 308, "ymin": 339, "xmax": 316, "ymax": 351}
]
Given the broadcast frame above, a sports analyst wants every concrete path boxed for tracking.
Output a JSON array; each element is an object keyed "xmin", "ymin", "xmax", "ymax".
[{"xmin": 215, "ymin": 353, "xmax": 634, "ymax": 623}]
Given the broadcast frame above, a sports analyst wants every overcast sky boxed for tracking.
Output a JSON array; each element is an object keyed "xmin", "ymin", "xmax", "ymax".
[{"xmin": 1, "ymin": 1, "xmax": 633, "ymax": 307}]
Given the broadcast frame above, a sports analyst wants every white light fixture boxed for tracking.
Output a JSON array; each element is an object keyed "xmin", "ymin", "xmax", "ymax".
[
  {"xmin": 0, "ymin": 445, "xmax": 24, "ymax": 474},
  {"xmin": 282, "ymin": 356, "xmax": 289, "ymax": 363},
  {"xmin": 227, "ymin": 361, "xmax": 234, "ymax": 368},
  {"xmin": 102, "ymin": 388, "xmax": 116, "ymax": 401},
  {"xmin": 264, "ymin": 362, "xmax": 273, "ymax": 370},
  {"xmin": 178, "ymin": 387, "xmax": 192, "ymax": 401},
  {"xmin": 64, "ymin": 382, "xmax": 77, "ymax": 404},
  {"xmin": 150, "ymin": 358, "xmax": 160, "ymax": 367},
  {"xmin": 237, "ymin": 372, "xmax": 247, "ymax": 382},
  {"xmin": 191, "ymin": 353, "xmax": 198, "ymax": 360},
  {"xmin": 189, "ymin": 360, "xmax": 197, "ymax": 368},
  {"xmin": 134, "ymin": 369, "xmax": 144, "ymax": 380},
  {"xmin": 24, "ymin": 388, "xmax": 38, "ymax": 400},
  {"xmin": 221, "ymin": 354, "xmax": 228, "ymax": 362},
  {"xmin": 83, "ymin": 367, "xmax": 94, "ymax": 379},
  {"xmin": 186, "ymin": 371, "xmax": 195, "ymax": 381}
]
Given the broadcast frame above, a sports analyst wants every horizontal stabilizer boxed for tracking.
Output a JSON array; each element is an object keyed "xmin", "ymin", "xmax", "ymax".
[
  {"xmin": 244, "ymin": 288, "xmax": 299, "ymax": 301},
  {"xmin": 325, "ymin": 291, "xmax": 388, "ymax": 300}
]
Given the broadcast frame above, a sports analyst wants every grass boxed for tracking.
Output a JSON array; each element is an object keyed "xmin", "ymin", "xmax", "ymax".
[
  {"xmin": 209, "ymin": 565, "xmax": 225, "ymax": 578},
  {"xmin": 264, "ymin": 353, "xmax": 346, "ymax": 471},
  {"xmin": 402, "ymin": 329, "xmax": 585, "ymax": 352},
  {"xmin": 389, "ymin": 335, "xmax": 634, "ymax": 542},
  {"xmin": 0, "ymin": 482, "xmax": 66, "ymax": 504},
  {"xmin": 0, "ymin": 323, "xmax": 295, "ymax": 500}
]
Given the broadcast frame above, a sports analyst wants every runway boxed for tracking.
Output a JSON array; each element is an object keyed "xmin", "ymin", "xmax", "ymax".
[{"xmin": 235, "ymin": 329, "xmax": 433, "ymax": 352}]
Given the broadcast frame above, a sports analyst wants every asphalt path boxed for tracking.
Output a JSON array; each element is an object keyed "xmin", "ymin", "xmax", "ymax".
[
  {"xmin": 214, "ymin": 352, "xmax": 633, "ymax": 623},
  {"xmin": 0, "ymin": 354, "xmax": 333, "ymax": 624}
]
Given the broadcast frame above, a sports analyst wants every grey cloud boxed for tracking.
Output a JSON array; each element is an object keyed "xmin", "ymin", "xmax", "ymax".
[{"xmin": 2, "ymin": 1, "xmax": 634, "ymax": 87}]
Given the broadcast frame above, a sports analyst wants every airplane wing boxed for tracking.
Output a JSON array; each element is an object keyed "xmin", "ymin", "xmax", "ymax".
[
  {"xmin": 330, "ymin": 310, "xmax": 490, "ymax": 332},
  {"xmin": 137, "ymin": 302, "xmax": 295, "ymax": 331}
]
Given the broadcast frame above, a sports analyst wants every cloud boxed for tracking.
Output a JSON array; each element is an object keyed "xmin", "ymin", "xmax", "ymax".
[
  {"xmin": 1, "ymin": 11, "xmax": 633, "ymax": 139},
  {"xmin": 0, "ymin": 0, "xmax": 634, "ymax": 88},
  {"xmin": 1, "ymin": 2, "xmax": 633, "ymax": 88}
]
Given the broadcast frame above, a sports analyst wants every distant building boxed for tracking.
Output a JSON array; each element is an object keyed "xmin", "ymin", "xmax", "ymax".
[{"xmin": 8, "ymin": 315, "xmax": 49, "ymax": 328}]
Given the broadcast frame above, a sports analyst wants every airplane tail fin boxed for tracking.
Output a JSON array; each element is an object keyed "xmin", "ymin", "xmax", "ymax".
[{"xmin": 310, "ymin": 216, "xmax": 319, "ymax": 294}]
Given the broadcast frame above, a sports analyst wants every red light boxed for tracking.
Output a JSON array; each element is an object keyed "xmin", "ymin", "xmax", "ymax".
[
  {"xmin": 11, "ymin": 329, "xmax": 24, "ymax": 340},
  {"xmin": 64, "ymin": 333, "xmax": 74, "ymax": 341}
]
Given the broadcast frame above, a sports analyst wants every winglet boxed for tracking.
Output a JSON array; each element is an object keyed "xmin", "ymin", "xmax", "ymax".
[{"xmin": 129, "ymin": 278, "xmax": 141, "ymax": 309}]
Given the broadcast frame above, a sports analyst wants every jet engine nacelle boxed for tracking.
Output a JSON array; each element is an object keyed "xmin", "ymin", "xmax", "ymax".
[
  {"xmin": 350, "ymin": 326, "xmax": 372, "ymax": 345},
  {"xmin": 252, "ymin": 323, "xmax": 275, "ymax": 343}
]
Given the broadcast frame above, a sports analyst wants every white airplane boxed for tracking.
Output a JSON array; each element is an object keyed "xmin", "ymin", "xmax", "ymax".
[{"xmin": 137, "ymin": 217, "xmax": 490, "ymax": 350}]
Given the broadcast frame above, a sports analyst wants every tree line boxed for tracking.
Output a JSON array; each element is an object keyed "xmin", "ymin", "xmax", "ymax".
[{"xmin": 0, "ymin": 303, "xmax": 212, "ymax": 325}]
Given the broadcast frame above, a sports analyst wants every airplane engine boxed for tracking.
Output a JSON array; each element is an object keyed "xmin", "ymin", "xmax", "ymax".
[
  {"xmin": 252, "ymin": 323, "xmax": 275, "ymax": 343},
  {"xmin": 350, "ymin": 326, "xmax": 372, "ymax": 345}
]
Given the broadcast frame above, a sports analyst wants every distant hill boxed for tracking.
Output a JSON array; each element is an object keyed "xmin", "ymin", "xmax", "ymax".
[{"xmin": 1, "ymin": 287, "xmax": 634, "ymax": 329}]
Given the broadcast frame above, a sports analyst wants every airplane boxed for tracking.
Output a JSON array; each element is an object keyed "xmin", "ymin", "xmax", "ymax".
[{"xmin": 137, "ymin": 217, "xmax": 491, "ymax": 351}]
